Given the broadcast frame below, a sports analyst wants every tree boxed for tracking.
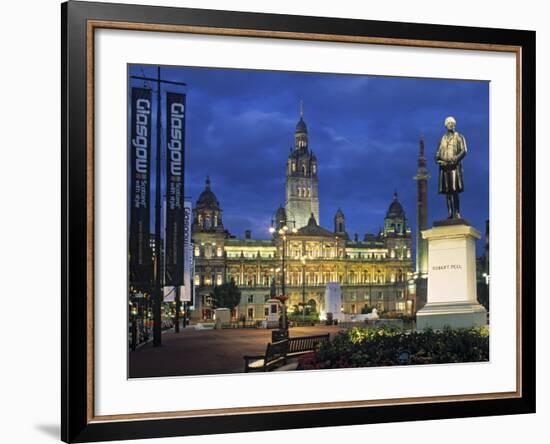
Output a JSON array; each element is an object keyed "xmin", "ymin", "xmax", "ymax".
[
  {"xmin": 477, "ymin": 281, "xmax": 489, "ymax": 311},
  {"xmin": 210, "ymin": 278, "xmax": 242, "ymax": 310}
]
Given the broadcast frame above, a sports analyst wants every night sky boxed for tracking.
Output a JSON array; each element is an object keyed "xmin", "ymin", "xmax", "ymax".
[{"xmin": 128, "ymin": 64, "xmax": 489, "ymax": 257}]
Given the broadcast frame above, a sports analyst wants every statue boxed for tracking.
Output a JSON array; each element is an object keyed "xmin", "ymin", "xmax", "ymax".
[
  {"xmin": 436, "ymin": 116, "xmax": 467, "ymax": 219},
  {"xmin": 365, "ymin": 308, "xmax": 379, "ymax": 321}
]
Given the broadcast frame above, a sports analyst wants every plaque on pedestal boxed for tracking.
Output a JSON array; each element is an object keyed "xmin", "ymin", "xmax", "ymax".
[{"xmin": 416, "ymin": 220, "xmax": 487, "ymax": 330}]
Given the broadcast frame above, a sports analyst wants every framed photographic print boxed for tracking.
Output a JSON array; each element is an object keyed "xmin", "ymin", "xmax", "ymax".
[{"xmin": 61, "ymin": 1, "xmax": 536, "ymax": 442}]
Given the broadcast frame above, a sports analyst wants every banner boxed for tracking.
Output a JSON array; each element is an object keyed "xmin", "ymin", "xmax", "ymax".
[
  {"xmin": 182, "ymin": 199, "xmax": 193, "ymax": 302},
  {"xmin": 163, "ymin": 286, "xmax": 177, "ymax": 302},
  {"xmin": 165, "ymin": 92, "xmax": 186, "ymax": 286},
  {"xmin": 129, "ymin": 87, "xmax": 153, "ymax": 290}
]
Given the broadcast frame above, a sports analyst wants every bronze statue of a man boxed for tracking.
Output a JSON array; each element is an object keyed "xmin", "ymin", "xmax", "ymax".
[{"xmin": 436, "ymin": 116, "xmax": 467, "ymax": 219}]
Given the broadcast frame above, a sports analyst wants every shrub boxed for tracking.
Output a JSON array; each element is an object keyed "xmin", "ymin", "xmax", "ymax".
[
  {"xmin": 289, "ymin": 307, "xmax": 319, "ymax": 322},
  {"xmin": 298, "ymin": 326, "xmax": 489, "ymax": 370},
  {"xmin": 360, "ymin": 305, "xmax": 376, "ymax": 314}
]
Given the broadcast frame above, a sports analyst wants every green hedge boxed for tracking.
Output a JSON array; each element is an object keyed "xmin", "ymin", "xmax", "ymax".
[{"xmin": 298, "ymin": 326, "xmax": 489, "ymax": 369}]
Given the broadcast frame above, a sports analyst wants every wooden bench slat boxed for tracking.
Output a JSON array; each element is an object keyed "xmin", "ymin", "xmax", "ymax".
[{"xmin": 244, "ymin": 334, "xmax": 330, "ymax": 372}]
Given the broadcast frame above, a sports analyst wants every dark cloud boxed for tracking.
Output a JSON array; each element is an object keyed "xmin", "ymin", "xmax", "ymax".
[{"xmin": 129, "ymin": 65, "xmax": 489, "ymax": 253}]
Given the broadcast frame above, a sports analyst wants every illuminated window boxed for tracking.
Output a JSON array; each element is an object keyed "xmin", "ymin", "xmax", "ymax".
[
  {"xmin": 216, "ymin": 274, "xmax": 222, "ymax": 285},
  {"xmin": 194, "ymin": 274, "xmax": 200, "ymax": 285},
  {"xmin": 194, "ymin": 246, "xmax": 200, "ymax": 257},
  {"xmin": 217, "ymin": 247, "xmax": 223, "ymax": 257}
]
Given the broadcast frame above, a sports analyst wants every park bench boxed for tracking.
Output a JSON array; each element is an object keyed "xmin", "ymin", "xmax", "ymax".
[
  {"xmin": 287, "ymin": 333, "xmax": 330, "ymax": 358},
  {"xmin": 243, "ymin": 339, "xmax": 288, "ymax": 372}
]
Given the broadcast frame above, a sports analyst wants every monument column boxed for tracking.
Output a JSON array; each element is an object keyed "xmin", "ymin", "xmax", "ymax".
[{"xmin": 414, "ymin": 136, "xmax": 429, "ymax": 311}]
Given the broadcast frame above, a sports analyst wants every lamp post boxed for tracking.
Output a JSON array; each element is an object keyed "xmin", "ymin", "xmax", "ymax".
[
  {"xmin": 301, "ymin": 256, "xmax": 307, "ymax": 322},
  {"xmin": 269, "ymin": 213, "xmax": 297, "ymax": 339}
]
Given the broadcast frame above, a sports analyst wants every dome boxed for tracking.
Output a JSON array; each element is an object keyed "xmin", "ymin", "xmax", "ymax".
[
  {"xmin": 196, "ymin": 176, "xmax": 220, "ymax": 209},
  {"xmin": 275, "ymin": 206, "xmax": 287, "ymax": 226},
  {"xmin": 295, "ymin": 116, "xmax": 308, "ymax": 134},
  {"xmin": 386, "ymin": 193, "xmax": 405, "ymax": 218}
]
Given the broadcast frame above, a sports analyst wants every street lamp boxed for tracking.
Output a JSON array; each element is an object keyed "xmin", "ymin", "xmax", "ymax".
[
  {"xmin": 269, "ymin": 209, "xmax": 297, "ymax": 339},
  {"xmin": 301, "ymin": 256, "xmax": 307, "ymax": 323}
]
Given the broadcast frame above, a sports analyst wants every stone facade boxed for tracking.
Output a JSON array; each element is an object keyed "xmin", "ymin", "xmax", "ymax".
[{"xmin": 190, "ymin": 112, "xmax": 414, "ymax": 321}]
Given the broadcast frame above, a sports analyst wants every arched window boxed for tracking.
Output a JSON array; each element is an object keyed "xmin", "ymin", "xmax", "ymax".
[{"xmin": 302, "ymin": 165, "xmax": 307, "ymax": 174}]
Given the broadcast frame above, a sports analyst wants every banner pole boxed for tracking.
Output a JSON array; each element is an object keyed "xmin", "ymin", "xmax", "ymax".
[
  {"xmin": 153, "ymin": 66, "xmax": 163, "ymax": 347},
  {"xmin": 175, "ymin": 286, "xmax": 181, "ymax": 333},
  {"xmin": 130, "ymin": 67, "xmax": 187, "ymax": 347}
]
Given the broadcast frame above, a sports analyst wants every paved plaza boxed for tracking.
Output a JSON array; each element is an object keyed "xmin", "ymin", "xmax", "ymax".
[{"xmin": 129, "ymin": 325, "xmax": 342, "ymax": 378}]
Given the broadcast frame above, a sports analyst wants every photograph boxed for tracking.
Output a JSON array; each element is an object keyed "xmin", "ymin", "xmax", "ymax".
[
  {"xmin": 58, "ymin": 1, "xmax": 536, "ymax": 441},
  {"xmin": 127, "ymin": 63, "xmax": 490, "ymax": 378}
]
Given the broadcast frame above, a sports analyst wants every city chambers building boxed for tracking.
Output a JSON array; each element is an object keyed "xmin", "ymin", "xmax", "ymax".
[{"xmin": 190, "ymin": 111, "xmax": 415, "ymax": 321}]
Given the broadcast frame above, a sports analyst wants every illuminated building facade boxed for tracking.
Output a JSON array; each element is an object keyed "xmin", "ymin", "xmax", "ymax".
[{"xmin": 191, "ymin": 112, "xmax": 414, "ymax": 321}]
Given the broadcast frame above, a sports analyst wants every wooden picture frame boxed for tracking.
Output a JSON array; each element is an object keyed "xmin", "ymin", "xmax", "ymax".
[{"xmin": 62, "ymin": 1, "xmax": 535, "ymax": 442}]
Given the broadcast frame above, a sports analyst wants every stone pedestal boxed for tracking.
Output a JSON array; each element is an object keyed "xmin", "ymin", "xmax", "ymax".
[
  {"xmin": 214, "ymin": 308, "xmax": 231, "ymax": 326},
  {"xmin": 266, "ymin": 299, "xmax": 280, "ymax": 323},
  {"xmin": 416, "ymin": 220, "xmax": 487, "ymax": 330},
  {"xmin": 323, "ymin": 282, "xmax": 345, "ymax": 321}
]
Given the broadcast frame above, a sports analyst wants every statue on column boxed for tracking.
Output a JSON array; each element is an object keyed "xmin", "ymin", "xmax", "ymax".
[{"xmin": 436, "ymin": 116, "xmax": 467, "ymax": 219}]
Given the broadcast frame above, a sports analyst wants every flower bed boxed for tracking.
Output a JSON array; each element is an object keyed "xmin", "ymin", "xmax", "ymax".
[{"xmin": 298, "ymin": 326, "xmax": 489, "ymax": 370}]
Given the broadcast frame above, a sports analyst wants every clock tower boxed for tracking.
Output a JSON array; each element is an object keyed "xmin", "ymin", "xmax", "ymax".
[{"xmin": 285, "ymin": 104, "xmax": 319, "ymax": 229}]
